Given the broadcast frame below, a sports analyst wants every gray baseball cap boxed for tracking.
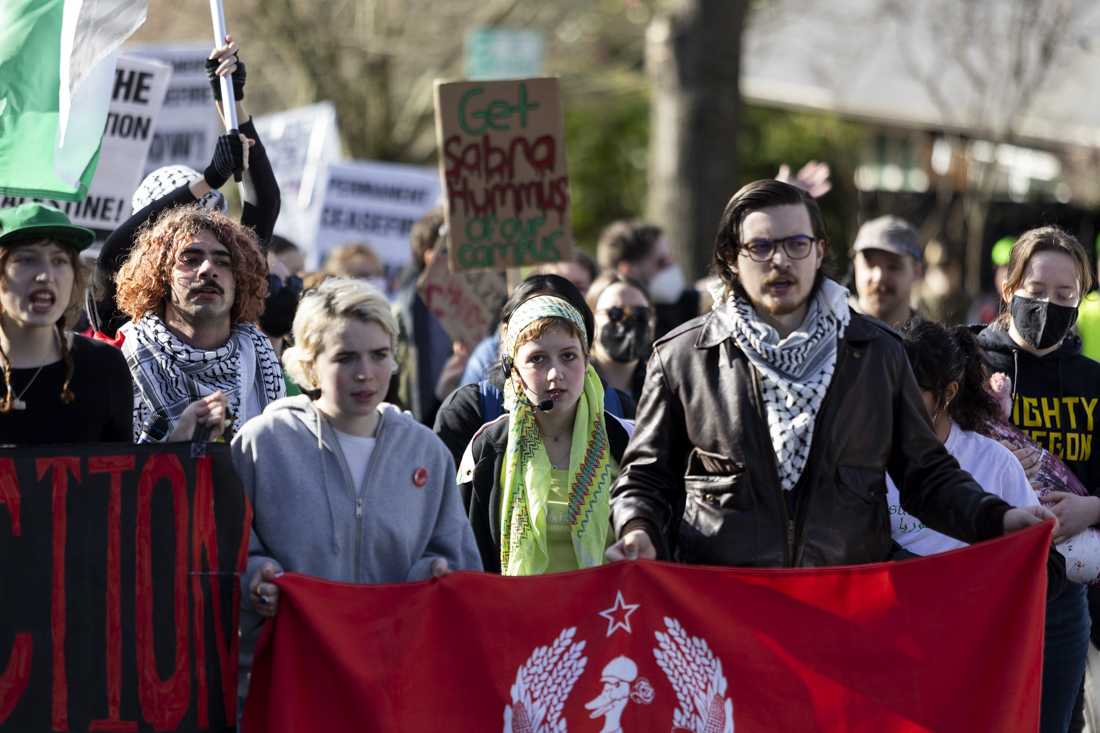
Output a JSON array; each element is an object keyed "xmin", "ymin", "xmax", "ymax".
[{"xmin": 853, "ymin": 215, "xmax": 922, "ymax": 261}]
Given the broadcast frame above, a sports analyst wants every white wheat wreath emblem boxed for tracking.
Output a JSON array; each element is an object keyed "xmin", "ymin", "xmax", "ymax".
[
  {"xmin": 503, "ymin": 627, "xmax": 589, "ymax": 733},
  {"xmin": 654, "ymin": 617, "xmax": 735, "ymax": 733}
]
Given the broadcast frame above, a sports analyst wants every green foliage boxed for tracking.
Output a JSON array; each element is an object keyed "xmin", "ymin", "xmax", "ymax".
[
  {"xmin": 564, "ymin": 90, "xmax": 650, "ymax": 251},
  {"xmin": 563, "ymin": 89, "xmax": 869, "ymax": 264}
]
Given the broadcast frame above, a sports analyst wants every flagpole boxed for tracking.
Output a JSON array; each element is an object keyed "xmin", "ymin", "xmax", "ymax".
[{"xmin": 208, "ymin": 0, "xmax": 243, "ymax": 184}]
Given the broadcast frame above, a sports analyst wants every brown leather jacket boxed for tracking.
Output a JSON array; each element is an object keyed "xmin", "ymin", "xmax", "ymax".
[{"xmin": 610, "ymin": 307, "xmax": 1011, "ymax": 568}]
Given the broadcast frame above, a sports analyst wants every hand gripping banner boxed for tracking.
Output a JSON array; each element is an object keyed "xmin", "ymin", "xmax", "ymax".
[
  {"xmin": 0, "ymin": 443, "xmax": 249, "ymax": 733},
  {"xmin": 245, "ymin": 523, "xmax": 1051, "ymax": 732}
]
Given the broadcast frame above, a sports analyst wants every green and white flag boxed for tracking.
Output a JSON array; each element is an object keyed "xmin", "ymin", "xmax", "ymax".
[{"xmin": 0, "ymin": 0, "xmax": 147, "ymax": 201}]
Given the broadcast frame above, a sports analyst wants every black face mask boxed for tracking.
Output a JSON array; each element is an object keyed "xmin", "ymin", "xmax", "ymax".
[
  {"xmin": 599, "ymin": 318, "xmax": 652, "ymax": 364},
  {"xmin": 1009, "ymin": 294, "xmax": 1078, "ymax": 350}
]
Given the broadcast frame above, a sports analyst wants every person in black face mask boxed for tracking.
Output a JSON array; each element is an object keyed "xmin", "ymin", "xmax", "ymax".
[
  {"xmin": 587, "ymin": 273, "xmax": 655, "ymax": 403},
  {"xmin": 977, "ymin": 225, "xmax": 1100, "ymax": 733}
]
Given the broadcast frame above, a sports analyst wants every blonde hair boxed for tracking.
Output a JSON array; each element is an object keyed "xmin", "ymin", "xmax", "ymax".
[
  {"xmin": 322, "ymin": 242, "xmax": 382, "ymax": 278},
  {"xmin": 0, "ymin": 240, "xmax": 89, "ymax": 412},
  {"xmin": 282, "ymin": 277, "xmax": 399, "ymax": 391}
]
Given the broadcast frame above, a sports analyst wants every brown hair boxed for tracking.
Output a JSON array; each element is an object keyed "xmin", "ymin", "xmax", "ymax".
[
  {"xmin": 410, "ymin": 207, "xmax": 445, "ymax": 272},
  {"xmin": 585, "ymin": 272, "xmax": 651, "ymax": 313},
  {"xmin": 596, "ymin": 220, "xmax": 662, "ymax": 271},
  {"xmin": 995, "ymin": 225, "xmax": 1093, "ymax": 325},
  {"xmin": 0, "ymin": 240, "xmax": 89, "ymax": 412},
  {"xmin": 512, "ymin": 317, "xmax": 588, "ymax": 357},
  {"xmin": 711, "ymin": 179, "xmax": 828, "ymax": 295},
  {"xmin": 115, "ymin": 205, "xmax": 268, "ymax": 324}
]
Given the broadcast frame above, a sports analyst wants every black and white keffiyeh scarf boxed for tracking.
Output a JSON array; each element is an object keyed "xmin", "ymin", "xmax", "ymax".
[
  {"xmin": 120, "ymin": 314, "xmax": 284, "ymax": 441},
  {"xmin": 714, "ymin": 279, "xmax": 851, "ymax": 491}
]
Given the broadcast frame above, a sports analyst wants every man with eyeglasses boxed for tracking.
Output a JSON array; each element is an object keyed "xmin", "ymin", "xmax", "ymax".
[
  {"xmin": 851, "ymin": 215, "xmax": 924, "ymax": 328},
  {"xmin": 606, "ymin": 178, "xmax": 1053, "ymax": 569}
]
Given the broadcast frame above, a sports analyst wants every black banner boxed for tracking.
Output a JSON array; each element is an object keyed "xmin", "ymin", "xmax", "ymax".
[{"xmin": 0, "ymin": 443, "xmax": 249, "ymax": 732}]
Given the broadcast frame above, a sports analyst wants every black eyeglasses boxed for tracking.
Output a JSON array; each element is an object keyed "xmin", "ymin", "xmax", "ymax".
[
  {"xmin": 739, "ymin": 235, "xmax": 818, "ymax": 263},
  {"xmin": 600, "ymin": 305, "xmax": 651, "ymax": 325}
]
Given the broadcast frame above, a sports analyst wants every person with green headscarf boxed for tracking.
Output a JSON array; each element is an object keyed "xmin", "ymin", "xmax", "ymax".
[{"xmin": 457, "ymin": 293, "xmax": 635, "ymax": 575}]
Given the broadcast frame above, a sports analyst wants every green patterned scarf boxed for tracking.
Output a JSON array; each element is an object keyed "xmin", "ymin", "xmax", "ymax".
[{"xmin": 498, "ymin": 296, "xmax": 612, "ymax": 575}]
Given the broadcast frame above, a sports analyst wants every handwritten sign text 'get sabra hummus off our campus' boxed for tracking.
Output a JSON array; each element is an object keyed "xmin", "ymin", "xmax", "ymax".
[{"xmin": 434, "ymin": 77, "xmax": 573, "ymax": 272}]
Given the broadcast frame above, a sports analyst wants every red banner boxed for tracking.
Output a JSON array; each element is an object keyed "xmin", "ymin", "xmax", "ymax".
[{"xmin": 244, "ymin": 523, "xmax": 1051, "ymax": 732}]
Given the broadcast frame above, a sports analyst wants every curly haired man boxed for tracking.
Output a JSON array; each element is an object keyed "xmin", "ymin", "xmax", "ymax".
[{"xmin": 115, "ymin": 205, "xmax": 284, "ymax": 442}]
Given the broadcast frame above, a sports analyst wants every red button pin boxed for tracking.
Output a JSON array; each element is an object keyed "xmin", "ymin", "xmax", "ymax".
[{"xmin": 412, "ymin": 467, "xmax": 428, "ymax": 488}]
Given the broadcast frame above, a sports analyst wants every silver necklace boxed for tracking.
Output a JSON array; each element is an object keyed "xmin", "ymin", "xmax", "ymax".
[{"xmin": 11, "ymin": 364, "xmax": 46, "ymax": 410}]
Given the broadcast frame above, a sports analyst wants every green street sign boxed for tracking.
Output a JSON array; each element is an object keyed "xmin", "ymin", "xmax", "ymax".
[{"xmin": 464, "ymin": 27, "xmax": 545, "ymax": 80}]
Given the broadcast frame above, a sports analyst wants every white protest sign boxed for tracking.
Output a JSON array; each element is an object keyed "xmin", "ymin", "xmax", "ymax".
[
  {"xmin": 312, "ymin": 160, "xmax": 441, "ymax": 272},
  {"xmin": 0, "ymin": 54, "xmax": 171, "ymax": 233},
  {"xmin": 254, "ymin": 102, "xmax": 343, "ymax": 247},
  {"xmin": 128, "ymin": 43, "xmax": 221, "ymax": 175}
]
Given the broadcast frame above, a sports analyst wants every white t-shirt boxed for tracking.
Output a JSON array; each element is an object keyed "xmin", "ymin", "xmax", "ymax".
[
  {"xmin": 334, "ymin": 429, "xmax": 377, "ymax": 491},
  {"xmin": 888, "ymin": 421, "xmax": 1039, "ymax": 556}
]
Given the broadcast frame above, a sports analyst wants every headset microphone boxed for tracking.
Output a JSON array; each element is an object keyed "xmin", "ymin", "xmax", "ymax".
[{"xmin": 503, "ymin": 355, "xmax": 556, "ymax": 412}]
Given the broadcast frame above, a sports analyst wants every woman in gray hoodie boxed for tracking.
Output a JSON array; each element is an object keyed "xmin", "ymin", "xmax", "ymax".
[{"xmin": 231, "ymin": 277, "xmax": 481, "ymax": 704}]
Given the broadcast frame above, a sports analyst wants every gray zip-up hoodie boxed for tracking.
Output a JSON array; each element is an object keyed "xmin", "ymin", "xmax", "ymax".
[
  {"xmin": 232, "ymin": 395, "xmax": 482, "ymax": 594},
  {"xmin": 232, "ymin": 396, "xmax": 482, "ymax": 704}
]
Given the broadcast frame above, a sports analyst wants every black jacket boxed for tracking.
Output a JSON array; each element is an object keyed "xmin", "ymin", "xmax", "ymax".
[
  {"xmin": 978, "ymin": 323, "xmax": 1100, "ymax": 493},
  {"xmin": 611, "ymin": 307, "xmax": 1011, "ymax": 568},
  {"xmin": 456, "ymin": 411, "xmax": 633, "ymax": 573}
]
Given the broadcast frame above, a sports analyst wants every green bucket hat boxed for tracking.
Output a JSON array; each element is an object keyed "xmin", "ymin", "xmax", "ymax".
[{"xmin": 0, "ymin": 203, "xmax": 95, "ymax": 252}]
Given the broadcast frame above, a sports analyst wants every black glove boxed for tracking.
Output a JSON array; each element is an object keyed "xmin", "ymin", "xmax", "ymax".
[
  {"xmin": 205, "ymin": 54, "xmax": 246, "ymax": 101},
  {"xmin": 203, "ymin": 132, "xmax": 244, "ymax": 189}
]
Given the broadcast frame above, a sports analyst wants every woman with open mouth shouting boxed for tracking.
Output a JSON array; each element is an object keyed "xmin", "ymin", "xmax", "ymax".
[
  {"xmin": 458, "ymin": 290, "xmax": 635, "ymax": 575},
  {"xmin": 0, "ymin": 203, "xmax": 132, "ymax": 444}
]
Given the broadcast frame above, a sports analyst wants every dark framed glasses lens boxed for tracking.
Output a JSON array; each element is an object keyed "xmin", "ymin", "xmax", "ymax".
[
  {"xmin": 785, "ymin": 236, "xmax": 814, "ymax": 259},
  {"xmin": 743, "ymin": 241, "xmax": 775, "ymax": 261}
]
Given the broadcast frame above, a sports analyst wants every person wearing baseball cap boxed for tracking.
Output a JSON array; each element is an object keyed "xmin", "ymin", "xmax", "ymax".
[
  {"xmin": 0, "ymin": 203, "xmax": 133, "ymax": 443},
  {"xmin": 851, "ymin": 215, "xmax": 924, "ymax": 328}
]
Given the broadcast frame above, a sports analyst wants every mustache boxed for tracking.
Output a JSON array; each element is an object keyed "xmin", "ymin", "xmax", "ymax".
[{"xmin": 188, "ymin": 281, "xmax": 224, "ymax": 296}]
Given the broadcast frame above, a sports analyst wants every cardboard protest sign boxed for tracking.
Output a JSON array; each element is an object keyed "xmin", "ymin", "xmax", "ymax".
[
  {"xmin": 254, "ymin": 103, "xmax": 343, "ymax": 249},
  {"xmin": 417, "ymin": 244, "xmax": 507, "ymax": 347},
  {"xmin": 312, "ymin": 159, "xmax": 441, "ymax": 273},
  {"xmin": 434, "ymin": 77, "xmax": 573, "ymax": 272},
  {"xmin": 128, "ymin": 44, "xmax": 222, "ymax": 176},
  {"xmin": 0, "ymin": 55, "xmax": 170, "ymax": 235},
  {"xmin": 0, "ymin": 443, "xmax": 249, "ymax": 733}
]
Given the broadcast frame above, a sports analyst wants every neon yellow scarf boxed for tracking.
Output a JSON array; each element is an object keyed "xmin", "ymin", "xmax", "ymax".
[{"xmin": 499, "ymin": 364, "xmax": 612, "ymax": 575}]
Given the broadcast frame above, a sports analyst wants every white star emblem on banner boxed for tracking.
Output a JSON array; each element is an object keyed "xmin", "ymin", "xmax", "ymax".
[{"xmin": 598, "ymin": 591, "xmax": 640, "ymax": 637}]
